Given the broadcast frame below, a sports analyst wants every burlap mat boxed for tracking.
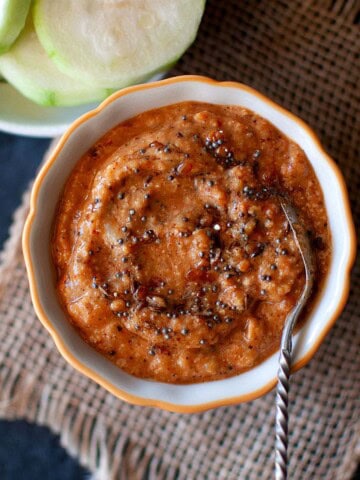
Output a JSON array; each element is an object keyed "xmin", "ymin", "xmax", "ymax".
[{"xmin": 0, "ymin": 1, "xmax": 359, "ymax": 479}]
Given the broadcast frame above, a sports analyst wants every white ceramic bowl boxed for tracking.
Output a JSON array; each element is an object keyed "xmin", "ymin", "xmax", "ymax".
[{"xmin": 23, "ymin": 75, "xmax": 356, "ymax": 412}]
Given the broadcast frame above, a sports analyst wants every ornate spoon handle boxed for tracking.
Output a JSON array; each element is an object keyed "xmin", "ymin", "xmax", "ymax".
[
  {"xmin": 275, "ymin": 348, "xmax": 292, "ymax": 480},
  {"xmin": 274, "ymin": 199, "xmax": 316, "ymax": 480}
]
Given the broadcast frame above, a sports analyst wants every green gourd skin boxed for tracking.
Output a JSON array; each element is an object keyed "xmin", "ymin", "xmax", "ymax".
[
  {"xmin": 33, "ymin": 0, "xmax": 206, "ymax": 88},
  {"xmin": 0, "ymin": 0, "xmax": 205, "ymax": 106},
  {"xmin": 0, "ymin": 17, "xmax": 113, "ymax": 106},
  {"xmin": 0, "ymin": 0, "xmax": 32, "ymax": 54}
]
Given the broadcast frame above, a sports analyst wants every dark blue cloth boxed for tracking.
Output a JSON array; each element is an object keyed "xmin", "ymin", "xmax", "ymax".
[
  {"xmin": 0, "ymin": 133, "xmax": 49, "ymax": 246},
  {"xmin": 0, "ymin": 133, "xmax": 89, "ymax": 480},
  {"xmin": 0, "ymin": 421, "xmax": 88, "ymax": 480}
]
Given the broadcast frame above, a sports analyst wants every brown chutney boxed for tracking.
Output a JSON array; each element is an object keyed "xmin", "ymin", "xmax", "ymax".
[{"xmin": 52, "ymin": 101, "xmax": 331, "ymax": 384}]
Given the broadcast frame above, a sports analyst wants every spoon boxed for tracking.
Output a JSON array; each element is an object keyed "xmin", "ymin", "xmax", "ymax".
[{"xmin": 275, "ymin": 198, "xmax": 316, "ymax": 480}]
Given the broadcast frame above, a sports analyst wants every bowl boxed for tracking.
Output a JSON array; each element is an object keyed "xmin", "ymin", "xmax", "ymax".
[{"xmin": 22, "ymin": 75, "xmax": 356, "ymax": 413}]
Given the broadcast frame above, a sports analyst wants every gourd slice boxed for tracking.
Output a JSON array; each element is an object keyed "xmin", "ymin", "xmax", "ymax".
[
  {"xmin": 0, "ymin": 0, "xmax": 31, "ymax": 53},
  {"xmin": 0, "ymin": 17, "xmax": 112, "ymax": 106},
  {"xmin": 33, "ymin": 0, "xmax": 206, "ymax": 88}
]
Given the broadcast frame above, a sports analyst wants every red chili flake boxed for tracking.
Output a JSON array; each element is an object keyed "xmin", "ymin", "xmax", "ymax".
[
  {"xmin": 186, "ymin": 268, "xmax": 216, "ymax": 283},
  {"xmin": 134, "ymin": 285, "xmax": 149, "ymax": 302},
  {"xmin": 176, "ymin": 160, "xmax": 193, "ymax": 175}
]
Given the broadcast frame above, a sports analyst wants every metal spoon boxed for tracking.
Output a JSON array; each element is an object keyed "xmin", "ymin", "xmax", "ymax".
[{"xmin": 275, "ymin": 199, "xmax": 316, "ymax": 480}]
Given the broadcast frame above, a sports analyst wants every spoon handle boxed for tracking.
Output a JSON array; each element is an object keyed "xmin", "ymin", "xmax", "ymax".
[
  {"xmin": 275, "ymin": 348, "xmax": 292, "ymax": 480},
  {"xmin": 274, "ymin": 198, "xmax": 315, "ymax": 480}
]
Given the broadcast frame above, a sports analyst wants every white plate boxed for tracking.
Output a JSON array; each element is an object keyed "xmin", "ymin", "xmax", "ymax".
[
  {"xmin": 0, "ymin": 74, "xmax": 165, "ymax": 138},
  {"xmin": 0, "ymin": 83, "xmax": 98, "ymax": 137}
]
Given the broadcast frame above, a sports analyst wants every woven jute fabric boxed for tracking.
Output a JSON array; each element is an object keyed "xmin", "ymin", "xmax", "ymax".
[{"xmin": 0, "ymin": 1, "xmax": 359, "ymax": 479}]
